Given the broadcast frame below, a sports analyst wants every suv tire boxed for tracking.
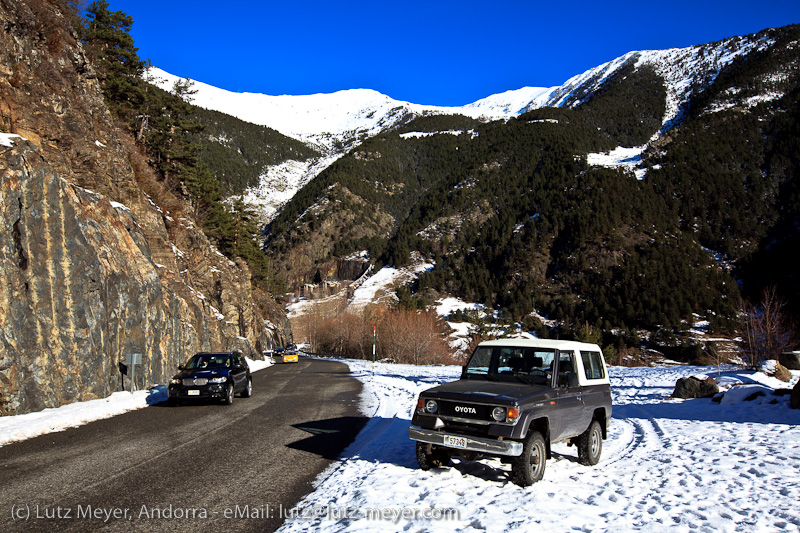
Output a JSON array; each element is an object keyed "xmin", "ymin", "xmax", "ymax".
[
  {"xmin": 577, "ymin": 420, "xmax": 603, "ymax": 466},
  {"xmin": 241, "ymin": 378, "xmax": 252, "ymax": 398},
  {"xmin": 511, "ymin": 430, "xmax": 546, "ymax": 486},
  {"xmin": 224, "ymin": 382, "xmax": 234, "ymax": 405}
]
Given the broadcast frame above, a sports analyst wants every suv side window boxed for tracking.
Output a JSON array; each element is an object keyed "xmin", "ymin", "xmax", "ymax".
[
  {"xmin": 557, "ymin": 351, "xmax": 577, "ymax": 386},
  {"xmin": 580, "ymin": 351, "xmax": 606, "ymax": 380}
]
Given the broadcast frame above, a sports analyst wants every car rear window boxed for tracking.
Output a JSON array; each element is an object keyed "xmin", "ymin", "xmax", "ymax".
[{"xmin": 580, "ymin": 351, "xmax": 606, "ymax": 380}]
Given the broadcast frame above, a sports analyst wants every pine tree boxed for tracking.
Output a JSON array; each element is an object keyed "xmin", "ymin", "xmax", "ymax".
[{"xmin": 82, "ymin": 1, "xmax": 145, "ymax": 120}]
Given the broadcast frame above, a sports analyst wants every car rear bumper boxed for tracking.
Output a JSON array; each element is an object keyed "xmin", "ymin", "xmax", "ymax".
[{"xmin": 408, "ymin": 426, "xmax": 523, "ymax": 457}]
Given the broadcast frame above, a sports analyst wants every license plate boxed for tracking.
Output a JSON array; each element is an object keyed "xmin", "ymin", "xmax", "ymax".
[
  {"xmin": 443, "ymin": 435, "xmax": 467, "ymax": 449},
  {"xmin": 187, "ymin": 390, "xmax": 200, "ymax": 396}
]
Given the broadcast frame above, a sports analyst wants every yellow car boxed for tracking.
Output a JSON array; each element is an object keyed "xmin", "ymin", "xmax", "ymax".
[{"xmin": 274, "ymin": 350, "xmax": 299, "ymax": 363}]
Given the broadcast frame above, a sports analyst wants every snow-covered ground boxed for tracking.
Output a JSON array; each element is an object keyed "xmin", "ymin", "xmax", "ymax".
[
  {"xmin": 0, "ymin": 357, "xmax": 272, "ymax": 447},
  {"xmin": 278, "ymin": 359, "xmax": 800, "ymax": 532}
]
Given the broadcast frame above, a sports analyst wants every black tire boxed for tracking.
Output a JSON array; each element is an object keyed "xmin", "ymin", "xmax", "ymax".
[
  {"xmin": 241, "ymin": 378, "xmax": 252, "ymax": 398},
  {"xmin": 577, "ymin": 420, "xmax": 603, "ymax": 466},
  {"xmin": 511, "ymin": 431, "xmax": 547, "ymax": 486},
  {"xmin": 416, "ymin": 442, "xmax": 450, "ymax": 471},
  {"xmin": 224, "ymin": 382, "xmax": 234, "ymax": 405}
]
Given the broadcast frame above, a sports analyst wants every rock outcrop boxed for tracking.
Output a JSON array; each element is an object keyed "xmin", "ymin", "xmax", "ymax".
[{"xmin": 0, "ymin": 0, "xmax": 290, "ymax": 415}]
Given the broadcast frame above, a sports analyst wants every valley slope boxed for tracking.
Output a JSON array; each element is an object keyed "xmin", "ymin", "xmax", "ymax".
[{"xmin": 153, "ymin": 25, "xmax": 800, "ymax": 344}]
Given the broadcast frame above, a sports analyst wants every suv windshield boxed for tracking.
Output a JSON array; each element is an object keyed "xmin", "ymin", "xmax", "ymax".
[
  {"xmin": 465, "ymin": 346, "xmax": 556, "ymax": 385},
  {"xmin": 185, "ymin": 354, "xmax": 231, "ymax": 370}
]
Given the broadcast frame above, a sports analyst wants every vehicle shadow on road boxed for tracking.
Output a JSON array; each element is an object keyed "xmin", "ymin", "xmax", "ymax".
[{"xmin": 288, "ymin": 416, "xmax": 370, "ymax": 460}]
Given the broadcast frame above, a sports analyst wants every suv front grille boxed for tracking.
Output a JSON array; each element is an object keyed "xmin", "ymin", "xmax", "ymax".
[
  {"xmin": 183, "ymin": 378, "xmax": 208, "ymax": 386},
  {"xmin": 438, "ymin": 400, "xmax": 493, "ymax": 422}
]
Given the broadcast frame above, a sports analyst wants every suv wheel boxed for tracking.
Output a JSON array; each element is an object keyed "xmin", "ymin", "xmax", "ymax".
[
  {"xmin": 511, "ymin": 431, "xmax": 546, "ymax": 486},
  {"xmin": 577, "ymin": 420, "xmax": 603, "ymax": 466},
  {"xmin": 416, "ymin": 442, "xmax": 450, "ymax": 470},
  {"xmin": 241, "ymin": 378, "xmax": 252, "ymax": 398},
  {"xmin": 224, "ymin": 383, "xmax": 234, "ymax": 405}
]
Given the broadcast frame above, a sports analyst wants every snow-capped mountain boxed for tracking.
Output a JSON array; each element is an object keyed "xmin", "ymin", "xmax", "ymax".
[
  {"xmin": 146, "ymin": 29, "xmax": 777, "ymax": 222},
  {"xmin": 149, "ymin": 67, "xmax": 524, "ymax": 153},
  {"xmin": 151, "ymin": 30, "xmax": 773, "ymax": 145},
  {"xmin": 539, "ymin": 34, "xmax": 775, "ymax": 131}
]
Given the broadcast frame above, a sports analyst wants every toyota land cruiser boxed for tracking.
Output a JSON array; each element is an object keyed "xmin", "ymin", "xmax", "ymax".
[{"xmin": 409, "ymin": 339, "xmax": 612, "ymax": 486}]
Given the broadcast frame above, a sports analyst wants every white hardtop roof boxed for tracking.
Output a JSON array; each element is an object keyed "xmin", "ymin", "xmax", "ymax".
[{"xmin": 478, "ymin": 338, "xmax": 602, "ymax": 352}]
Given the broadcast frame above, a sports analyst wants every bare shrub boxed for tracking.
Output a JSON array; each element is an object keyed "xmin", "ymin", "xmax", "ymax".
[
  {"xmin": 378, "ymin": 309, "xmax": 454, "ymax": 366},
  {"xmin": 119, "ymin": 130, "xmax": 186, "ymax": 218},
  {"xmin": 308, "ymin": 305, "xmax": 456, "ymax": 366},
  {"xmin": 739, "ymin": 287, "xmax": 797, "ymax": 369}
]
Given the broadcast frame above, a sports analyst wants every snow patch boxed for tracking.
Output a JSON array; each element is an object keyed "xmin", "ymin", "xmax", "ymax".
[
  {"xmin": 586, "ymin": 145, "xmax": 647, "ymax": 179},
  {"xmin": 0, "ymin": 133, "xmax": 23, "ymax": 147}
]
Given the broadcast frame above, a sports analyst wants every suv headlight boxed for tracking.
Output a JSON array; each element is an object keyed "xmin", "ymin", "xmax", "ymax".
[
  {"xmin": 209, "ymin": 376, "xmax": 227, "ymax": 384},
  {"xmin": 492, "ymin": 406, "xmax": 506, "ymax": 422},
  {"xmin": 424, "ymin": 399, "xmax": 438, "ymax": 414},
  {"xmin": 169, "ymin": 377, "xmax": 181, "ymax": 385}
]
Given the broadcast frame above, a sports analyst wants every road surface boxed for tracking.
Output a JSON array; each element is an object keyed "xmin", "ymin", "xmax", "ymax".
[{"xmin": 0, "ymin": 358, "xmax": 366, "ymax": 532}]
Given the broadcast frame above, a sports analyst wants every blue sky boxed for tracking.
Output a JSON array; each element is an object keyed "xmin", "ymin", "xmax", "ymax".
[{"xmin": 114, "ymin": 0, "xmax": 800, "ymax": 106}]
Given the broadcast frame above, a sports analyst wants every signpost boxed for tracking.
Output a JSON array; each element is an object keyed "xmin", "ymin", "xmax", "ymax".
[{"xmin": 125, "ymin": 353, "xmax": 142, "ymax": 393}]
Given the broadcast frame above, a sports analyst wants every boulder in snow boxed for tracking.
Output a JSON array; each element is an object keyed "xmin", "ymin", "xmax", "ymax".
[
  {"xmin": 672, "ymin": 376, "xmax": 719, "ymax": 399},
  {"xmin": 773, "ymin": 362, "xmax": 792, "ymax": 383},
  {"xmin": 719, "ymin": 384, "xmax": 773, "ymax": 405}
]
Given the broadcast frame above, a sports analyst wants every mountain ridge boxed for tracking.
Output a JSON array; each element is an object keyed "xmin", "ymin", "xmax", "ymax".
[
  {"xmin": 148, "ymin": 27, "xmax": 780, "ymax": 226},
  {"xmin": 259, "ymin": 23, "xmax": 800, "ymax": 343}
]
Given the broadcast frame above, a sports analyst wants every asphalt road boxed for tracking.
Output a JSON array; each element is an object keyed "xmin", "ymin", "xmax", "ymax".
[{"xmin": 0, "ymin": 358, "xmax": 367, "ymax": 532}]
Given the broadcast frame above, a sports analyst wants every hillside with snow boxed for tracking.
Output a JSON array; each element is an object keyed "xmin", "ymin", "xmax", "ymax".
[
  {"xmin": 152, "ymin": 37, "xmax": 743, "ymax": 149},
  {"xmin": 150, "ymin": 30, "xmax": 772, "ymax": 150},
  {"xmin": 147, "ymin": 29, "xmax": 778, "ymax": 224}
]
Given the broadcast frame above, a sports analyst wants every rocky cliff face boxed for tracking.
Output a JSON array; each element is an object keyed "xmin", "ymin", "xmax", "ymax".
[{"xmin": 0, "ymin": 0, "xmax": 290, "ymax": 415}]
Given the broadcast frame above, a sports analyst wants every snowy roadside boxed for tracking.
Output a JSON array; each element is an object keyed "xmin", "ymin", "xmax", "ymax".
[
  {"xmin": 278, "ymin": 358, "xmax": 800, "ymax": 532},
  {"xmin": 0, "ymin": 357, "xmax": 272, "ymax": 447}
]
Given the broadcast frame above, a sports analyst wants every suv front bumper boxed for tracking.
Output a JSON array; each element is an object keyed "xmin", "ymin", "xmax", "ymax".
[
  {"xmin": 168, "ymin": 383, "xmax": 226, "ymax": 400},
  {"xmin": 409, "ymin": 426, "xmax": 523, "ymax": 457}
]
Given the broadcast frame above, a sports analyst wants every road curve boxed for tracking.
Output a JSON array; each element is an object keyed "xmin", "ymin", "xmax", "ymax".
[{"xmin": 0, "ymin": 358, "xmax": 366, "ymax": 532}]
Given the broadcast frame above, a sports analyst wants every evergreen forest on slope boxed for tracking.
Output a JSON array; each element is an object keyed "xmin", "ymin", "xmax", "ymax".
[
  {"xmin": 71, "ymin": 0, "xmax": 800, "ymax": 352},
  {"xmin": 265, "ymin": 25, "xmax": 800, "ymax": 348}
]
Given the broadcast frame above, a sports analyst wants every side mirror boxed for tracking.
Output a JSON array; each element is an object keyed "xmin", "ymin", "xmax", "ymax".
[
  {"xmin": 461, "ymin": 366, "xmax": 468, "ymax": 379},
  {"xmin": 177, "ymin": 365, "xmax": 184, "ymax": 371}
]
